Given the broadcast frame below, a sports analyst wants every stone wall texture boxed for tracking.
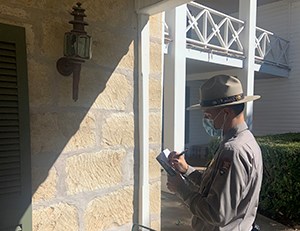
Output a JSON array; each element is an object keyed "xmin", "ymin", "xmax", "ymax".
[{"xmin": 0, "ymin": 1, "xmax": 163, "ymax": 230}]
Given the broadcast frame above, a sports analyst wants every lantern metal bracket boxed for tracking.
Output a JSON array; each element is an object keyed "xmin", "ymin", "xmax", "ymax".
[{"xmin": 56, "ymin": 57, "xmax": 84, "ymax": 101}]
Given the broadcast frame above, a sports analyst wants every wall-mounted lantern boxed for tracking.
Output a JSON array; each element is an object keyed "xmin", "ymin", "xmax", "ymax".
[{"xmin": 56, "ymin": 2, "xmax": 92, "ymax": 101}]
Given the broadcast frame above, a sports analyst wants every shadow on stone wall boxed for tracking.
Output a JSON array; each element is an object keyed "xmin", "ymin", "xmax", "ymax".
[{"xmin": 30, "ymin": 31, "xmax": 139, "ymax": 229}]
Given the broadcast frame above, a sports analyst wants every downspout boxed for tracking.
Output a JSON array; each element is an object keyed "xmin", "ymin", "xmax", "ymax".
[{"xmin": 137, "ymin": 13, "xmax": 150, "ymax": 228}]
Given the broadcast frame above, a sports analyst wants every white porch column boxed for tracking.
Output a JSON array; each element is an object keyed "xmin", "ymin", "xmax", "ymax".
[
  {"xmin": 163, "ymin": 5, "xmax": 186, "ymax": 151},
  {"xmin": 137, "ymin": 14, "xmax": 150, "ymax": 228},
  {"xmin": 238, "ymin": 0, "xmax": 257, "ymax": 129}
]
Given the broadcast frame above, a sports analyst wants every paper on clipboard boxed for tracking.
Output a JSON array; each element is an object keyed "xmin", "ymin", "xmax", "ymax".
[{"xmin": 156, "ymin": 149, "xmax": 176, "ymax": 176}]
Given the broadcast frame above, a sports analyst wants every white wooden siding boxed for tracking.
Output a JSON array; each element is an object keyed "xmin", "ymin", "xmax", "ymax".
[
  {"xmin": 253, "ymin": 0, "xmax": 300, "ymax": 135},
  {"xmin": 256, "ymin": 0, "xmax": 290, "ymax": 39}
]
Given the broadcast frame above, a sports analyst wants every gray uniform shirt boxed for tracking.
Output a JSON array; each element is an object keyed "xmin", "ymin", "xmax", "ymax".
[{"xmin": 176, "ymin": 122, "xmax": 263, "ymax": 231}]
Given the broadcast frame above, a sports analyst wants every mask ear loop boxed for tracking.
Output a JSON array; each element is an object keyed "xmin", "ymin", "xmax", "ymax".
[{"xmin": 212, "ymin": 109, "xmax": 223, "ymax": 126}]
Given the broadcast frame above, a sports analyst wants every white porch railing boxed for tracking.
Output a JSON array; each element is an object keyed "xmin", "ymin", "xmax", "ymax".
[
  {"xmin": 186, "ymin": 2, "xmax": 245, "ymax": 56},
  {"xmin": 255, "ymin": 27, "xmax": 289, "ymax": 68},
  {"xmin": 183, "ymin": 1, "xmax": 290, "ymax": 68}
]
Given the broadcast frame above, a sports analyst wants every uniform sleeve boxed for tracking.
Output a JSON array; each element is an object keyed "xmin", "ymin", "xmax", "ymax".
[
  {"xmin": 185, "ymin": 169, "xmax": 204, "ymax": 188},
  {"xmin": 177, "ymin": 144, "xmax": 251, "ymax": 226},
  {"xmin": 175, "ymin": 170, "xmax": 203, "ymax": 195}
]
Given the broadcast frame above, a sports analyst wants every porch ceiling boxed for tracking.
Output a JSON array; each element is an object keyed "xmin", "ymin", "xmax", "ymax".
[
  {"xmin": 196, "ymin": 0, "xmax": 281, "ymax": 14},
  {"xmin": 186, "ymin": 58, "xmax": 237, "ymax": 75}
]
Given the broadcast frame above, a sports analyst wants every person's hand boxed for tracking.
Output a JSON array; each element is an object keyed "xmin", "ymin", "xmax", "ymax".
[
  {"xmin": 168, "ymin": 151, "xmax": 189, "ymax": 174},
  {"xmin": 167, "ymin": 173, "xmax": 184, "ymax": 192}
]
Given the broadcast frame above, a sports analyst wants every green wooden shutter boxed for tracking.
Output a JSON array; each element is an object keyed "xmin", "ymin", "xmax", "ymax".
[{"xmin": 0, "ymin": 23, "xmax": 31, "ymax": 231}]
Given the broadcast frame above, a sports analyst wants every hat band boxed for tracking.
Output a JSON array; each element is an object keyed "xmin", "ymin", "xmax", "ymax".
[{"xmin": 200, "ymin": 93, "xmax": 244, "ymax": 107}]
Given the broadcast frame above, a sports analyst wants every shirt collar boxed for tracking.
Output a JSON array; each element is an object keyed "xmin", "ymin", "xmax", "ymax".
[{"xmin": 223, "ymin": 121, "xmax": 248, "ymax": 142}]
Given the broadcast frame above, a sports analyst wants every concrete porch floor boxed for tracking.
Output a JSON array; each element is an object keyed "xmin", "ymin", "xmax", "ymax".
[{"xmin": 161, "ymin": 191, "xmax": 297, "ymax": 231}]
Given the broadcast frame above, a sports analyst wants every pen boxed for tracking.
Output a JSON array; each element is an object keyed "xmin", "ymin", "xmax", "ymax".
[{"xmin": 177, "ymin": 149, "xmax": 188, "ymax": 157}]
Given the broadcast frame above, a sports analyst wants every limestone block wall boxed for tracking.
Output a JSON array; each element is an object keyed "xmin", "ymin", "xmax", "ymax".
[{"xmin": 0, "ymin": 1, "xmax": 163, "ymax": 230}]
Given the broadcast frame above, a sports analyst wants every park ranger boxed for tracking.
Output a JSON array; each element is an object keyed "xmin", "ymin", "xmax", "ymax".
[{"xmin": 167, "ymin": 75, "xmax": 263, "ymax": 231}]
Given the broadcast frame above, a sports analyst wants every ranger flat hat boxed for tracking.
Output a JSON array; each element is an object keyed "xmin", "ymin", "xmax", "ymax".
[{"xmin": 187, "ymin": 75, "xmax": 261, "ymax": 110}]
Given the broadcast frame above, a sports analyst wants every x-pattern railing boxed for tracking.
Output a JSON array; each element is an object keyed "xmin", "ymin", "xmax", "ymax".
[
  {"xmin": 184, "ymin": 1, "xmax": 290, "ymax": 69},
  {"xmin": 186, "ymin": 2, "xmax": 245, "ymax": 55},
  {"xmin": 255, "ymin": 27, "xmax": 289, "ymax": 68}
]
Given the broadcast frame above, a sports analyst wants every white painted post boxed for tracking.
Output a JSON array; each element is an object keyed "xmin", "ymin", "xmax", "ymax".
[
  {"xmin": 137, "ymin": 13, "xmax": 150, "ymax": 228},
  {"xmin": 238, "ymin": 0, "xmax": 257, "ymax": 129},
  {"xmin": 163, "ymin": 5, "xmax": 187, "ymax": 151}
]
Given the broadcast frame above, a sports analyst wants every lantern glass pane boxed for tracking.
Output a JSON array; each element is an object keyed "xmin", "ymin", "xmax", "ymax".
[
  {"xmin": 64, "ymin": 33, "xmax": 77, "ymax": 57},
  {"xmin": 77, "ymin": 35, "xmax": 91, "ymax": 59}
]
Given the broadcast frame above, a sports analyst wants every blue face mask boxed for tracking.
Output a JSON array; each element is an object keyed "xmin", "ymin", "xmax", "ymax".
[
  {"xmin": 202, "ymin": 118, "xmax": 222, "ymax": 137},
  {"xmin": 202, "ymin": 110, "xmax": 225, "ymax": 138}
]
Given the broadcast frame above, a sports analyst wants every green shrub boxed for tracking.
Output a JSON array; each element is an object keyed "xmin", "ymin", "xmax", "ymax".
[{"xmin": 256, "ymin": 133, "xmax": 300, "ymax": 226}]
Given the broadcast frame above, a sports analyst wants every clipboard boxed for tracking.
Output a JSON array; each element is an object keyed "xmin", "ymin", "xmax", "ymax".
[{"xmin": 156, "ymin": 149, "xmax": 177, "ymax": 176}]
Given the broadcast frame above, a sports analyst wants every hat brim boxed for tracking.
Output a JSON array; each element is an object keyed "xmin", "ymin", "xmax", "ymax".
[{"xmin": 187, "ymin": 95, "xmax": 261, "ymax": 110}]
